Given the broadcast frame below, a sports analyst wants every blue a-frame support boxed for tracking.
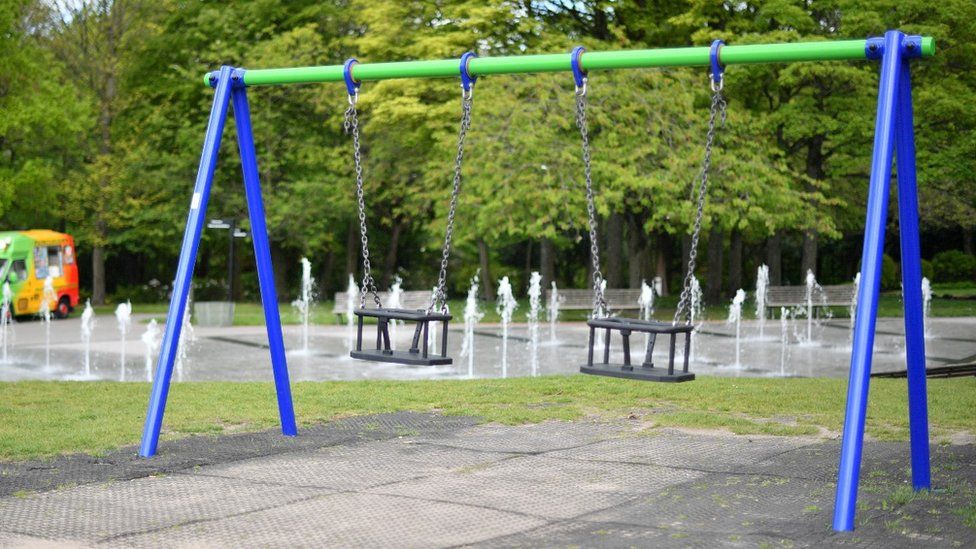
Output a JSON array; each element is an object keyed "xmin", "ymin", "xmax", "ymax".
[
  {"xmin": 139, "ymin": 30, "xmax": 930, "ymax": 533},
  {"xmin": 832, "ymin": 30, "xmax": 930, "ymax": 531},
  {"xmin": 139, "ymin": 67, "xmax": 297, "ymax": 458}
]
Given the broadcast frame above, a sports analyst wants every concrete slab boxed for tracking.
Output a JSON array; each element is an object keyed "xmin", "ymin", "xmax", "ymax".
[{"xmin": 1, "ymin": 415, "xmax": 974, "ymax": 548}]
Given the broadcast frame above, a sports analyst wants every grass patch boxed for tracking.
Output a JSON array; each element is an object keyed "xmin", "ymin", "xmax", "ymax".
[{"xmin": 1, "ymin": 376, "xmax": 975, "ymax": 461}]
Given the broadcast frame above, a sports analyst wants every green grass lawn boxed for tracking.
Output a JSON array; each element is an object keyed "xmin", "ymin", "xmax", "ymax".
[
  {"xmin": 98, "ymin": 292, "xmax": 975, "ymax": 327},
  {"xmin": 1, "ymin": 376, "xmax": 974, "ymax": 461}
]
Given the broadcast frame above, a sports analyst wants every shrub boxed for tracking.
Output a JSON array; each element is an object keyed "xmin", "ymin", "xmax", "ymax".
[
  {"xmin": 932, "ymin": 250, "xmax": 976, "ymax": 283},
  {"xmin": 921, "ymin": 259, "xmax": 935, "ymax": 281},
  {"xmin": 881, "ymin": 254, "xmax": 900, "ymax": 291}
]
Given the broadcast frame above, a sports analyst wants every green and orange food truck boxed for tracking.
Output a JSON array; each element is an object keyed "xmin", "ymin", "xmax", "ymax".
[{"xmin": 0, "ymin": 230, "xmax": 79, "ymax": 317}]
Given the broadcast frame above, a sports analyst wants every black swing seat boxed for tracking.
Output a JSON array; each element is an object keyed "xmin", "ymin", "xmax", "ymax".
[
  {"xmin": 580, "ymin": 317, "xmax": 695, "ymax": 382},
  {"xmin": 350, "ymin": 307, "xmax": 453, "ymax": 366}
]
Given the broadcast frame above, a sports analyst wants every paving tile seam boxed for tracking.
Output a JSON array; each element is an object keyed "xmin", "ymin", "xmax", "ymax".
[
  {"xmin": 93, "ymin": 487, "xmax": 339, "ymax": 545},
  {"xmin": 411, "ymin": 434, "xmax": 620, "ymax": 458},
  {"xmin": 363, "ymin": 486, "xmax": 647, "ymax": 525},
  {"xmin": 542, "ymin": 453, "xmax": 831, "ymax": 483},
  {"xmin": 0, "ymin": 528, "xmax": 72, "ymax": 546}
]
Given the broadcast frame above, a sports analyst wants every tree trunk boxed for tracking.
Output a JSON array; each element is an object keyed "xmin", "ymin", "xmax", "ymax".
[
  {"xmin": 801, "ymin": 230, "xmax": 818, "ymax": 278},
  {"xmin": 91, "ymin": 245, "xmax": 106, "ymax": 305},
  {"xmin": 345, "ymin": 222, "xmax": 358, "ymax": 279},
  {"xmin": 766, "ymin": 232, "xmax": 782, "ymax": 285},
  {"xmin": 539, "ymin": 238, "xmax": 556, "ymax": 285},
  {"xmin": 606, "ymin": 213, "xmax": 624, "ymax": 288},
  {"xmin": 478, "ymin": 239, "xmax": 495, "ymax": 301},
  {"xmin": 655, "ymin": 232, "xmax": 670, "ymax": 296},
  {"xmin": 381, "ymin": 220, "xmax": 402, "ymax": 290},
  {"xmin": 271, "ymin": 244, "xmax": 288, "ymax": 301},
  {"xmin": 320, "ymin": 250, "xmax": 335, "ymax": 297},
  {"xmin": 728, "ymin": 230, "xmax": 743, "ymax": 292},
  {"xmin": 964, "ymin": 227, "xmax": 975, "ymax": 256},
  {"xmin": 524, "ymin": 240, "xmax": 533, "ymax": 282},
  {"xmin": 705, "ymin": 227, "xmax": 724, "ymax": 302},
  {"xmin": 626, "ymin": 213, "xmax": 647, "ymax": 288}
]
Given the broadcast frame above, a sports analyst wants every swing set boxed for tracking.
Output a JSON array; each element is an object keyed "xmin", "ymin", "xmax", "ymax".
[{"xmin": 140, "ymin": 30, "xmax": 934, "ymax": 532}]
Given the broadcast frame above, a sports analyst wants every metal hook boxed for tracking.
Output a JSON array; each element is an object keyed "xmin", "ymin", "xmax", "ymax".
[{"xmin": 571, "ymin": 46, "xmax": 587, "ymax": 95}]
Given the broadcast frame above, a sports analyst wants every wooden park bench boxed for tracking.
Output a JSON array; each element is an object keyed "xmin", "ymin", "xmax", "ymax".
[
  {"xmin": 332, "ymin": 290, "xmax": 432, "ymax": 322},
  {"xmin": 765, "ymin": 284, "xmax": 856, "ymax": 310},
  {"xmin": 544, "ymin": 288, "xmax": 643, "ymax": 313}
]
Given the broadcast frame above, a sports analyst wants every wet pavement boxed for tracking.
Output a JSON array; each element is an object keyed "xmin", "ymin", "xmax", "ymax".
[
  {"xmin": 1, "ymin": 413, "xmax": 974, "ymax": 548},
  {"xmin": 0, "ymin": 312, "xmax": 974, "ymax": 382}
]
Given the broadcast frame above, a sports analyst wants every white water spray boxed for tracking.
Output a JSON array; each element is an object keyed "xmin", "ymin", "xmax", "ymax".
[
  {"xmin": 755, "ymin": 264, "xmax": 769, "ymax": 340},
  {"xmin": 175, "ymin": 299, "xmax": 194, "ymax": 381},
  {"xmin": 638, "ymin": 279, "xmax": 656, "ymax": 352},
  {"xmin": 728, "ymin": 289, "xmax": 746, "ymax": 369},
  {"xmin": 921, "ymin": 276, "xmax": 932, "ymax": 339},
  {"xmin": 291, "ymin": 257, "xmax": 314, "ymax": 354},
  {"xmin": 527, "ymin": 272, "xmax": 542, "ymax": 377},
  {"xmin": 779, "ymin": 307, "xmax": 791, "ymax": 376},
  {"xmin": 80, "ymin": 300, "xmax": 94, "ymax": 377},
  {"xmin": 0, "ymin": 282, "xmax": 11, "ymax": 363},
  {"xmin": 115, "ymin": 301, "xmax": 132, "ymax": 381},
  {"xmin": 638, "ymin": 279, "xmax": 655, "ymax": 321},
  {"xmin": 459, "ymin": 273, "xmax": 484, "ymax": 378},
  {"xmin": 547, "ymin": 281, "xmax": 561, "ymax": 343},
  {"xmin": 386, "ymin": 275, "xmax": 403, "ymax": 343},
  {"xmin": 142, "ymin": 319, "xmax": 160, "ymax": 382},
  {"xmin": 40, "ymin": 276, "xmax": 56, "ymax": 368},
  {"xmin": 496, "ymin": 276, "xmax": 518, "ymax": 378},
  {"xmin": 688, "ymin": 275, "xmax": 703, "ymax": 361},
  {"xmin": 344, "ymin": 274, "xmax": 358, "ymax": 353},
  {"xmin": 804, "ymin": 270, "xmax": 822, "ymax": 343}
]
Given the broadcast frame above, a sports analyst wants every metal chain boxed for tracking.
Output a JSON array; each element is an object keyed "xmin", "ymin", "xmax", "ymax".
[
  {"xmin": 344, "ymin": 96, "xmax": 382, "ymax": 309},
  {"xmin": 674, "ymin": 82, "xmax": 727, "ymax": 324},
  {"xmin": 575, "ymin": 81, "xmax": 608, "ymax": 318},
  {"xmin": 429, "ymin": 90, "xmax": 474, "ymax": 313}
]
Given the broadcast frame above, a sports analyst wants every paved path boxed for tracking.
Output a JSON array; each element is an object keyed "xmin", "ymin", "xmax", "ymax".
[{"xmin": 1, "ymin": 413, "xmax": 974, "ymax": 547}]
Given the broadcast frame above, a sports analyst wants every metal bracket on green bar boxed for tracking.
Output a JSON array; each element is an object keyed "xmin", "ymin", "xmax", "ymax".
[{"xmin": 203, "ymin": 35, "xmax": 935, "ymax": 88}]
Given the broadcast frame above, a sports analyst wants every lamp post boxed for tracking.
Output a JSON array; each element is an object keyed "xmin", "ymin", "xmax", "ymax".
[{"xmin": 206, "ymin": 218, "xmax": 248, "ymax": 302}]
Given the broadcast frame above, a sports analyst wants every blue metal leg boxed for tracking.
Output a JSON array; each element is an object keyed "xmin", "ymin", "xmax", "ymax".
[
  {"xmin": 832, "ymin": 30, "xmax": 903, "ymax": 532},
  {"xmin": 895, "ymin": 58, "xmax": 931, "ymax": 491},
  {"xmin": 139, "ymin": 66, "xmax": 234, "ymax": 458},
  {"xmin": 231, "ymin": 84, "xmax": 298, "ymax": 436}
]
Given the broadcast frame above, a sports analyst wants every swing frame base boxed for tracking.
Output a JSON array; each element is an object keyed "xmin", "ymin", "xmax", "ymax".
[
  {"xmin": 580, "ymin": 317, "xmax": 695, "ymax": 383},
  {"xmin": 351, "ymin": 307, "xmax": 453, "ymax": 367}
]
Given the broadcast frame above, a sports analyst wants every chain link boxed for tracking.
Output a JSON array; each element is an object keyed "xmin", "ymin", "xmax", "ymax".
[
  {"xmin": 674, "ymin": 83, "xmax": 727, "ymax": 324},
  {"xmin": 344, "ymin": 98, "xmax": 382, "ymax": 309},
  {"xmin": 575, "ymin": 81, "xmax": 608, "ymax": 318},
  {"xmin": 429, "ymin": 92, "xmax": 473, "ymax": 313}
]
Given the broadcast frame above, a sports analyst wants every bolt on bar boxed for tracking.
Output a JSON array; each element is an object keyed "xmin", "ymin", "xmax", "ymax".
[{"xmin": 204, "ymin": 36, "xmax": 934, "ymax": 88}]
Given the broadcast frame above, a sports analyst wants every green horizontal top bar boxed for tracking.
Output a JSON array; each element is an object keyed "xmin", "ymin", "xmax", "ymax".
[{"xmin": 222, "ymin": 36, "xmax": 934, "ymax": 87}]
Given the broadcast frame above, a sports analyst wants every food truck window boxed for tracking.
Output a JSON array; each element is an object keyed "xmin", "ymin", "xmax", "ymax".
[
  {"xmin": 64, "ymin": 244, "xmax": 75, "ymax": 265},
  {"xmin": 33, "ymin": 247, "xmax": 48, "ymax": 279},
  {"xmin": 11, "ymin": 259, "xmax": 27, "ymax": 282},
  {"xmin": 47, "ymin": 246, "xmax": 63, "ymax": 278}
]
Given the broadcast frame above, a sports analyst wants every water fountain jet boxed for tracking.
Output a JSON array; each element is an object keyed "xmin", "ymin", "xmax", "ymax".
[
  {"xmin": 459, "ymin": 273, "xmax": 484, "ymax": 378},
  {"xmin": 115, "ymin": 301, "xmax": 132, "ymax": 381},
  {"xmin": 755, "ymin": 264, "xmax": 769, "ymax": 340},
  {"xmin": 728, "ymin": 289, "xmax": 746, "ymax": 369},
  {"xmin": 80, "ymin": 300, "xmax": 94, "ymax": 377},
  {"xmin": 496, "ymin": 276, "xmax": 518, "ymax": 378},
  {"xmin": 527, "ymin": 272, "xmax": 542, "ymax": 377},
  {"xmin": 142, "ymin": 319, "xmax": 160, "ymax": 382}
]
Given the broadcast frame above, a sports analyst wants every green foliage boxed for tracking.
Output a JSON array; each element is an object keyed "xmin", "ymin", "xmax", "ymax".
[
  {"xmin": 932, "ymin": 250, "xmax": 976, "ymax": 282},
  {"xmin": 1, "ymin": 0, "xmax": 974, "ymax": 298},
  {"xmin": 880, "ymin": 254, "xmax": 900, "ymax": 291}
]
